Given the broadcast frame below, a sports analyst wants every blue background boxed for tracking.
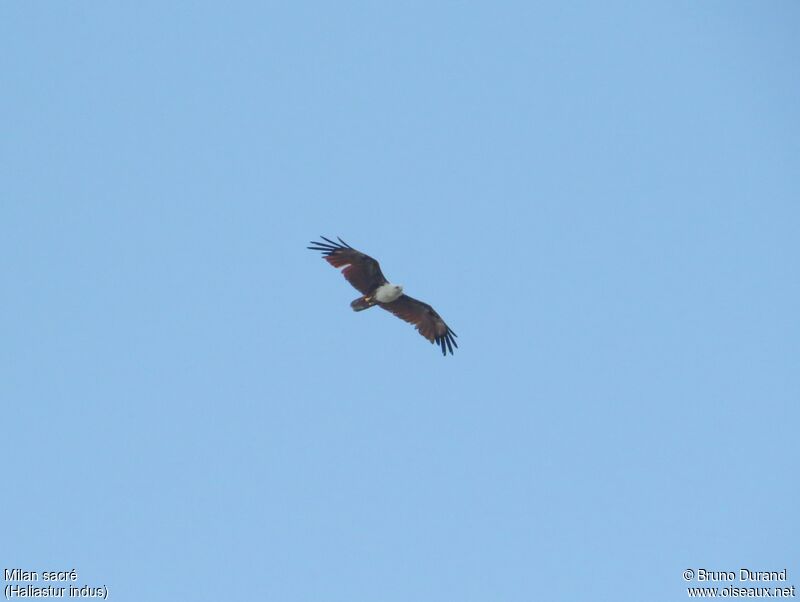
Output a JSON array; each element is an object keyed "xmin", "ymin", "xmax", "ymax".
[{"xmin": 2, "ymin": 2, "xmax": 798, "ymax": 600}]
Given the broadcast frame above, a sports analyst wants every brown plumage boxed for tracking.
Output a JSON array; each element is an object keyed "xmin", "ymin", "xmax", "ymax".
[{"xmin": 308, "ymin": 236, "xmax": 458, "ymax": 356}]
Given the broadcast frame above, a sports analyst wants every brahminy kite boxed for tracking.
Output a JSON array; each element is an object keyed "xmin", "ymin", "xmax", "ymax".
[{"xmin": 308, "ymin": 236, "xmax": 458, "ymax": 356}]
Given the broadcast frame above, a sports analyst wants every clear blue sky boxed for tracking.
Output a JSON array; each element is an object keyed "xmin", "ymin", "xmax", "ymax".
[{"xmin": 2, "ymin": 2, "xmax": 798, "ymax": 600}]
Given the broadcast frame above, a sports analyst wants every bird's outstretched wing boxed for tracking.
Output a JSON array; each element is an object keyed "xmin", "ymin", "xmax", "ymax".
[
  {"xmin": 379, "ymin": 294, "xmax": 458, "ymax": 356},
  {"xmin": 308, "ymin": 236, "xmax": 388, "ymax": 295}
]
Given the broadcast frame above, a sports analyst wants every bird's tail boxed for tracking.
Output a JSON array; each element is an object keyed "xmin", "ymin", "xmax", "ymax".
[{"xmin": 350, "ymin": 296, "xmax": 376, "ymax": 312}]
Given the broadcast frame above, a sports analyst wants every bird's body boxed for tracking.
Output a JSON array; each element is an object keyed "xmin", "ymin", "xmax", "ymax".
[
  {"xmin": 308, "ymin": 236, "xmax": 458, "ymax": 355},
  {"xmin": 352, "ymin": 283, "xmax": 404, "ymax": 311}
]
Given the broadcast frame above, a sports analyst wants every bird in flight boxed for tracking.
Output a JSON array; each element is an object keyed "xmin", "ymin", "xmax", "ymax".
[{"xmin": 308, "ymin": 236, "xmax": 458, "ymax": 356}]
